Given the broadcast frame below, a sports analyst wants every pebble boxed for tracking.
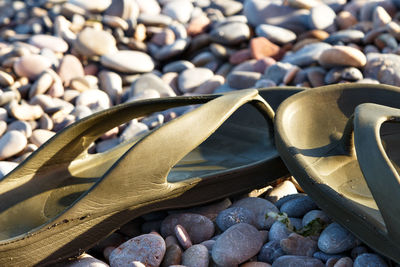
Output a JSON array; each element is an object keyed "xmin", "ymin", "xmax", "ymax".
[
  {"xmin": 29, "ymin": 34, "xmax": 68, "ymax": 53},
  {"xmin": 250, "ymin": 37, "xmax": 280, "ymax": 59},
  {"xmin": 216, "ymin": 207, "xmax": 256, "ymax": 231},
  {"xmin": 163, "ymin": 60, "xmax": 194, "ymax": 73},
  {"xmin": 324, "ymin": 30, "xmax": 365, "ymax": 44},
  {"xmin": 119, "ymin": 121, "xmax": 148, "ymax": 143},
  {"xmin": 98, "ymin": 71, "xmax": 122, "ymax": 103},
  {"xmin": 268, "ymin": 221, "xmax": 293, "ymax": 242},
  {"xmin": 280, "ymin": 195, "xmax": 318, "ymax": 218},
  {"xmin": 161, "ymin": 213, "xmax": 215, "ymax": 244},
  {"xmin": 313, "ymin": 251, "xmax": 345, "ymax": 263},
  {"xmin": 7, "ymin": 121, "xmax": 32, "ymax": 138},
  {"xmin": 333, "ymin": 257, "xmax": 353, "ymax": 267},
  {"xmin": 101, "ymin": 51, "xmax": 155, "ymax": 73},
  {"xmin": 232, "ymin": 197, "xmax": 279, "ymax": 229},
  {"xmin": 271, "ymin": 255, "xmax": 324, "ymax": 267},
  {"xmin": 174, "ymin": 224, "xmax": 192, "ymax": 250},
  {"xmin": 75, "ymin": 89, "xmax": 111, "ymax": 112},
  {"xmin": 182, "ymin": 244, "xmax": 209, "ymax": 267},
  {"xmin": 353, "ymin": 253, "xmax": 388, "ymax": 267},
  {"xmin": 302, "ymin": 210, "xmax": 331, "ymax": 226},
  {"xmin": 210, "ymin": 22, "xmax": 250, "ymax": 45},
  {"xmin": 74, "ymin": 27, "xmax": 117, "ymax": 57},
  {"xmin": 227, "ymin": 71, "xmax": 262, "ymax": 89},
  {"xmin": 258, "ymin": 240, "xmax": 285, "ymax": 264},
  {"xmin": 280, "ymin": 233, "xmax": 318, "ymax": 257},
  {"xmin": 308, "ymin": 4, "xmax": 336, "ymax": 30},
  {"xmin": 282, "ymin": 42, "xmax": 331, "ymax": 67},
  {"xmin": 0, "ymin": 71, "xmax": 14, "ymax": 87},
  {"xmin": 242, "ymin": 262, "xmax": 272, "ymax": 267},
  {"xmin": 255, "ymin": 24, "xmax": 297, "ymax": 45},
  {"xmin": 14, "ymin": 54, "xmax": 52, "ymax": 80},
  {"xmin": 109, "ymin": 233, "xmax": 166, "ymax": 267},
  {"xmin": 57, "ymin": 55, "xmax": 85, "ymax": 86},
  {"xmin": 64, "ymin": 253, "xmax": 109, "ymax": 266},
  {"xmin": 178, "ymin": 68, "xmax": 214, "ymax": 93},
  {"xmin": 364, "ymin": 53, "xmax": 400, "ymax": 86},
  {"xmin": 318, "ymin": 46, "xmax": 367, "ymax": 68},
  {"xmin": 212, "ymin": 223, "xmax": 263, "ymax": 266},
  {"xmin": 0, "ymin": 131, "xmax": 27, "ymax": 160},
  {"xmin": 350, "ymin": 245, "xmax": 369, "ymax": 259},
  {"xmin": 162, "ymin": 0, "xmax": 193, "ymax": 23},
  {"xmin": 318, "ymin": 223, "xmax": 360, "ymax": 254},
  {"xmin": 69, "ymin": 0, "xmax": 112, "ymax": 13},
  {"xmin": 131, "ymin": 73, "xmax": 176, "ymax": 97},
  {"xmin": 29, "ymin": 129, "xmax": 55, "ymax": 147}
]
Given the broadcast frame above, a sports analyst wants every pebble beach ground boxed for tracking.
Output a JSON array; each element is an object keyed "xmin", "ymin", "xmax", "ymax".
[{"xmin": 0, "ymin": 0, "xmax": 399, "ymax": 266}]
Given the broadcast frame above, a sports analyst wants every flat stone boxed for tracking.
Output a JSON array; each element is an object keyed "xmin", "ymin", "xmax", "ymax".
[
  {"xmin": 57, "ymin": 55, "xmax": 85, "ymax": 86},
  {"xmin": 250, "ymin": 37, "xmax": 280, "ymax": 59},
  {"xmin": 101, "ymin": 51, "xmax": 155, "ymax": 73},
  {"xmin": 354, "ymin": 253, "xmax": 388, "ymax": 267},
  {"xmin": 308, "ymin": 4, "xmax": 336, "ymax": 30},
  {"xmin": 74, "ymin": 27, "xmax": 117, "ymax": 57},
  {"xmin": 258, "ymin": 240, "xmax": 285, "ymax": 263},
  {"xmin": 324, "ymin": 30, "xmax": 365, "ymax": 44},
  {"xmin": 272, "ymin": 255, "xmax": 324, "ymax": 267},
  {"xmin": 216, "ymin": 207, "xmax": 256, "ymax": 231},
  {"xmin": 282, "ymin": 42, "xmax": 331, "ymax": 67},
  {"xmin": 29, "ymin": 34, "xmax": 68, "ymax": 53},
  {"xmin": 182, "ymin": 244, "xmax": 209, "ymax": 267},
  {"xmin": 98, "ymin": 70, "xmax": 122, "ymax": 103},
  {"xmin": 29, "ymin": 129, "xmax": 56, "ymax": 147},
  {"xmin": 255, "ymin": 24, "xmax": 297, "ymax": 45},
  {"xmin": 313, "ymin": 251, "xmax": 345, "ymax": 263},
  {"xmin": 318, "ymin": 46, "xmax": 367, "ymax": 68},
  {"xmin": 0, "ymin": 131, "xmax": 27, "ymax": 160},
  {"xmin": 162, "ymin": 0, "xmax": 193, "ymax": 23},
  {"xmin": 163, "ymin": 60, "xmax": 194, "ymax": 73},
  {"xmin": 178, "ymin": 67, "xmax": 214, "ymax": 93},
  {"xmin": 109, "ymin": 234, "xmax": 166, "ymax": 267},
  {"xmin": 263, "ymin": 62, "xmax": 295, "ymax": 85},
  {"xmin": 14, "ymin": 54, "xmax": 52, "ymax": 80},
  {"xmin": 210, "ymin": 22, "xmax": 250, "ymax": 45},
  {"xmin": 64, "ymin": 253, "xmax": 109, "ymax": 266},
  {"xmin": 161, "ymin": 213, "xmax": 215, "ymax": 244},
  {"xmin": 193, "ymin": 75, "xmax": 224, "ymax": 94},
  {"xmin": 75, "ymin": 89, "xmax": 111, "ymax": 112},
  {"xmin": 150, "ymin": 28, "xmax": 175, "ymax": 46},
  {"xmin": 212, "ymin": 223, "xmax": 263, "ymax": 266},
  {"xmin": 153, "ymin": 38, "xmax": 189, "ymax": 61},
  {"xmin": 266, "ymin": 180, "xmax": 298, "ymax": 203},
  {"xmin": 318, "ymin": 223, "xmax": 360, "ymax": 254},
  {"xmin": 29, "ymin": 71, "xmax": 54, "ymax": 98},
  {"xmin": 364, "ymin": 53, "xmax": 400, "ymax": 86},
  {"xmin": 280, "ymin": 233, "xmax": 318, "ymax": 257},
  {"xmin": 138, "ymin": 13, "xmax": 172, "ymax": 27},
  {"xmin": 227, "ymin": 71, "xmax": 262, "ymax": 89},
  {"xmin": 131, "ymin": 73, "xmax": 176, "ymax": 97},
  {"xmin": 10, "ymin": 102, "xmax": 44, "ymax": 121},
  {"xmin": 68, "ymin": 0, "xmax": 111, "ymax": 12},
  {"xmin": 7, "ymin": 120, "xmax": 32, "ymax": 138},
  {"xmin": 280, "ymin": 195, "xmax": 318, "ymax": 218},
  {"xmin": 232, "ymin": 197, "xmax": 279, "ymax": 229}
]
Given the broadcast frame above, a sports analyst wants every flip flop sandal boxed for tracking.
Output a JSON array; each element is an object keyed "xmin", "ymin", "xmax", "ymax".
[
  {"xmin": 275, "ymin": 83, "xmax": 400, "ymax": 263},
  {"xmin": 0, "ymin": 87, "xmax": 302, "ymax": 266}
]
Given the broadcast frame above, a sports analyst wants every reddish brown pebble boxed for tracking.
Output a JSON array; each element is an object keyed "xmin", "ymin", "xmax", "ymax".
[
  {"xmin": 337, "ymin": 11, "xmax": 358, "ymax": 29},
  {"xmin": 187, "ymin": 15, "xmax": 211, "ymax": 36},
  {"xmin": 250, "ymin": 37, "xmax": 280, "ymax": 59},
  {"xmin": 175, "ymin": 224, "xmax": 192, "ymax": 249},
  {"xmin": 230, "ymin": 49, "xmax": 252, "ymax": 65}
]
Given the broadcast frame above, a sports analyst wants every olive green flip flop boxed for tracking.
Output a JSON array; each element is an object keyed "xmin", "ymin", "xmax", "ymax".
[
  {"xmin": 0, "ymin": 88, "xmax": 302, "ymax": 266},
  {"xmin": 275, "ymin": 83, "xmax": 400, "ymax": 263}
]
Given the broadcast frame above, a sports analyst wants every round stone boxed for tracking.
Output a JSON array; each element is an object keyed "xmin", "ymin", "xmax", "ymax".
[
  {"xmin": 227, "ymin": 71, "xmax": 262, "ymax": 89},
  {"xmin": 258, "ymin": 240, "xmax": 285, "ymax": 263},
  {"xmin": 7, "ymin": 121, "xmax": 32, "ymax": 138},
  {"xmin": 280, "ymin": 233, "xmax": 318, "ymax": 257},
  {"xmin": 354, "ymin": 253, "xmax": 388, "ymax": 267},
  {"xmin": 272, "ymin": 255, "xmax": 324, "ymax": 267},
  {"xmin": 210, "ymin": 22, "xmax": 250, "ymax": 45},
  {"xmin": 161, "ymin": 213, "xmax": 215, "ymax": 244},
  {"xmin": 216, "ymin": 207, "xmax": 256, "ymax": 231},
  {"xmin": 280, "ymin": 195, "xmax": 318, "ymax": 218},
  {"xmin": 178, "ymin": 68, "xmax": 214, "ymax": 93},
  {"xmin": 255, "ymin": 24, "xmax": 297, "ymax": 44},
  {"xmin": 162, "ymin": 0, "xmax": 193, "ymax": 23},
  {"xmin": 74, "ymin": 27, "xmax": 117, "ymax": 57},
  {"xmin": 57, "ymin": 55, "xmax": 85, "ymax": 86},
  {"xmin": 302, "ymin": 210, "xmax": 331, "ymax": 226},
  {"xmin": 182, "ymin": 244, "xmax": 209, "ymax": 267},
  {"xmin": 318, "ymin": 46, "xmax": 367, "ymax": 68},
  {"xmin": 333, "ymin": 257, "xmax": 354, "ymax": 267},
  {"xmin": 14, "ymin": 55, "xmax": 52, "ymax": 80},
  {"xmin": 232, "ymin": 197, "xmax": 279, "ymax": 229},
  {"xmin": 268, "ymin": 221, "xmax": 293, "ymax": 242},
  {"xmin": 131, "ymin": 73, "xmax": 176, "ymax": 97},
  {"xmin": 29, "ymin": 129, "xmax": 56, "ymax": 147},
  {"xmin": 161, "ymin": 243, "xmax": 182, "ymax": 266},
  {"xmin": 101, "ymin": 51, "xmax": 155, "ymax": 73},
  {"xmin": 0, "ymin": 131, "xmax": 27, "ymax": 160},
  {"xmin": 109, "ymin": 234, "xmax": 166, "ymax": 267},
  {"xmin": 75, "ymin": 89, "xmax": 111, "ymax": 112},
  {"xmin": 29, "ymin": 34, "xmax": 68, "ymax": 53},
  {"xmin": 308, "ymin": 4, "xmax": 336, "ymax": 30},
  {"xmin": 212, "ymin": 223, "xmax": 263, "ymax": 266},
  {"xmin": 318, "ymin": 223, "xmax": 360, "ymax": 254}
]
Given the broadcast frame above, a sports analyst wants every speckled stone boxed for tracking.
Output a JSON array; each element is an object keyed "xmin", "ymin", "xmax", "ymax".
[
  {"xmin": 101, "ymin": 51, "xmax": 155, "ymax": 73},
  {"xmin": 182, "ymin": 244, "xmax": 209, "ymax": 267},
  {"xmin": 232, "ymin": 197, "xmax": 279, "ymax": 229},
  {"xmin": 161, "ymin": 213, "xmax": 215, "ymax": 244},
  {"xmin": 318, "ymin": 223, "xmax": 360, "ymax": 254},
  {"xmin": 280, "ymin": 195, "xmax": 318, "ymax": 218},
  {"xmin": 216, "ymin": 207, "xmax": 256, "ymax": 231},
  {"xmin": 272, "ymin": 255, "xmax": 324, "ymax": 267},
  {"xmin": 212, "ymin": 223, "xmax": 263, "ymax": 266},
  {"xmin": 353, "ymin": 253, "xmax": 388, "ymax": 267},
  {"xmin": 109, "ymin": 234, "xmax": 166, "ymax": 267}
]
